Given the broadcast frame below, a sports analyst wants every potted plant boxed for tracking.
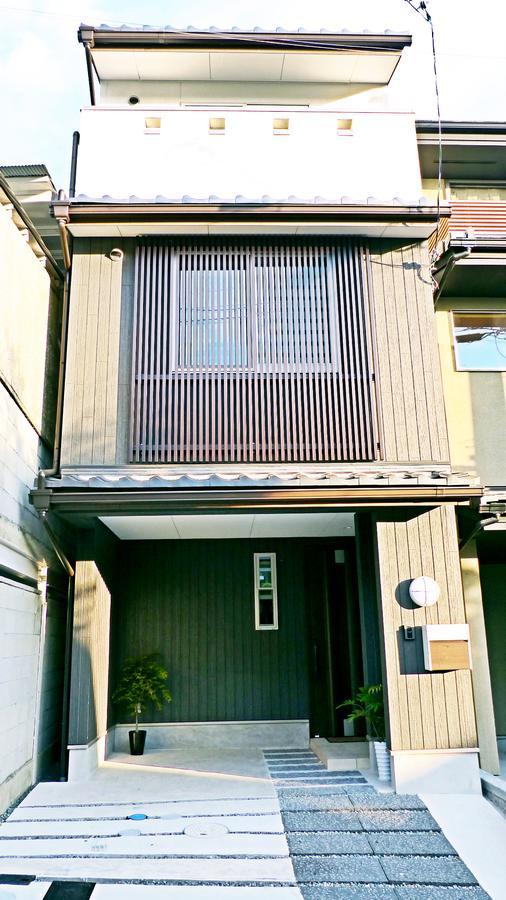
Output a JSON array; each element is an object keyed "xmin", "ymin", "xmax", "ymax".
[
  {"xmin": 337, "ymin": 684, "xmax": 390, "ymax": 782},
  {"xmin": 112, "ymin": 653, "xmax": 172, "ymax": 756}
]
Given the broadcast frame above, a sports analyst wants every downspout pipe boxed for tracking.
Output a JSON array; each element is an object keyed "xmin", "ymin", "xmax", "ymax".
[
  {"xmin": 83, "ymin": 41, "xmax": 97, "ymax": 105},
  {"xmin": 37, "ymin": 265, "xmax": 70, "ymax": 487},
  {"xmin": 433, "ymin": 248, "xmax": 472, "ymax": 303},
  {"xmin": 69, "ymin": 131, "xmax": 80, "ymax": 199},
  {"xmin": 459, "ymin": 515, "xmax": 500, "ymax": 552}
]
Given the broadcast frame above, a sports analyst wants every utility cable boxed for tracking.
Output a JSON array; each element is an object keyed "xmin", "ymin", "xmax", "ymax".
[{"xmin": 403, "ymin": 0, "xmax": 443, "ymax": 261}]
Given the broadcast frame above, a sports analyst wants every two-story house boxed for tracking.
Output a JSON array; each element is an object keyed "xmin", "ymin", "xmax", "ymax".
[
  {"xmin": 31, "ymin": 26, "xmax": 488, "ymax": 795},
  {"xmin": 418, "ymin": 120, "xmax": 506, "ymax": 791}
]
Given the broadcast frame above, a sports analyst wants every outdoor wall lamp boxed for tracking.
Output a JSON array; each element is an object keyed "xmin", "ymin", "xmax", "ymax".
[{"xmin": 409, "ymin": 575, "xmax": 440, "ymax": 607}]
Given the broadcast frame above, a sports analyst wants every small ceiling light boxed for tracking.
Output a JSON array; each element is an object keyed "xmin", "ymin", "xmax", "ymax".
[{"xmin": 128, "ymin": 96, "xmax": 140, "ymax": 105}]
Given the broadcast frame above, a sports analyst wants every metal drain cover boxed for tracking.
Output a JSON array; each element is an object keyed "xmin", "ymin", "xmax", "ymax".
[
  {"xmin": 184, "ymin": 822, "xmax": 229, "ymax": 837},
  {"xmin": 118, "ymin": 828, "xmax": 142, "ymax": 836}
]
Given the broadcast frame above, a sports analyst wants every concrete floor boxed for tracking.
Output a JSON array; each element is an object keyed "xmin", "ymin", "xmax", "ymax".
[{"xmin": 0, "ymin": 748, "xmax": 498, "ymax": 899}]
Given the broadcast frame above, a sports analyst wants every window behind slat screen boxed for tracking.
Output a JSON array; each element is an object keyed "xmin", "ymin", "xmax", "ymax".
[{"xmin": 130, "ymin": 240, "xmax": 380, "ymax": 463}]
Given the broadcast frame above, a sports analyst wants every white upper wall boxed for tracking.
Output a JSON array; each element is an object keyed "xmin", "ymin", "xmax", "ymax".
[{"xmin": 75, "ymin": 104, "xmax": 421, "ymax": 202}]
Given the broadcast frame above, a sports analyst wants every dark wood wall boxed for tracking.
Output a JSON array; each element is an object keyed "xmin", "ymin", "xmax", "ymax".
[{"xmin": 110, "ymin": 538, "xmax": 316, "ymax": 725}]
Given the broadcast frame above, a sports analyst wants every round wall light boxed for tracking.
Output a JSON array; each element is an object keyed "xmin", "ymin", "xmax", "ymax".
[
  {"xmin": 109, "ymin": 248, "xmax": 124, "ymax": 262},
  {"xmin": 409, "ymin": 576, "xmax": 440, "ymax": 608}
]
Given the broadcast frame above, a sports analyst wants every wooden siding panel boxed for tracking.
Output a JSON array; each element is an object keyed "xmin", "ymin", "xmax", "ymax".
[
  {"xmin": 69, "ymin": 557, "xmax": 111, "ymax": 746},
  {"xmin": 61, "ymin": 239, "xmax": 124, "ymax": 467},
  {"xmin": 374, "ymin": 507, "xmax": 477, "ymax": 751},
  {"xmin": 112, "ymin": 538, "xmax": 311, "ymax": 724},
  {"xmin": 369, "ymin": 242, "xmax": 449, "ymax": 464}
]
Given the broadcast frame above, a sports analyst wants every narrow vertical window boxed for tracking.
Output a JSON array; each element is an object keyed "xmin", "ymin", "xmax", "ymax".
[{"xmin": 254, "ymin": 553, "xmax": 278, "ymax": 630}]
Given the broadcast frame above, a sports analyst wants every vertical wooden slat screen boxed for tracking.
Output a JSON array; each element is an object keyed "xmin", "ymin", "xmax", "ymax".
[{"xmin": 130, "ymin": 239, "xmax": 379, "ymax": 463}]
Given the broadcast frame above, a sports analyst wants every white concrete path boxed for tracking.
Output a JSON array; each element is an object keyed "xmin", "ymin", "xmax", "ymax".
[
  {"xmin": 422, "ymin": 792, "xmax": 506, "ymax": 900},
  {"xmin": 0, "ymin": 749, "xmax": 301, "ymax": 896}
]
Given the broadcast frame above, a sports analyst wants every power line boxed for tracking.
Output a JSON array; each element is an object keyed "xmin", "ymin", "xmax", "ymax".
[{"xmin": 404, "ymin": 0, "xmax": 443, "ymax": 260}]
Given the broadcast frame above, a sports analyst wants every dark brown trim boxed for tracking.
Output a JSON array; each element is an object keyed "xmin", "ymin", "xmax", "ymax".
[
  {"xmin": 63, "ymin": 202, "xmax": 449, "ymax": 226},
  {"xmin": 78, "ymin": 26, "xmax": 412, "ymax": 54},
  {"xmin": 31, "ymin": 485, "xmax": 483, "ymax": 516},
  {"xmin": 416, "ymin": 120, "xmax": 506, "ymax": 136}
]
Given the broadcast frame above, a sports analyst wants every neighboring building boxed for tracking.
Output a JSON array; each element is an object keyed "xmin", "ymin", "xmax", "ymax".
[
  {"xmin": 31, "ymin": 25, "xmax": 492, "ymax": 794},
  {"xmin": 418, "ymin": 120, "xmax": 506, "ymax": 782},
  {"xmin": 0, "ymin": 167, "xmax": 67, "ymax": 812}
]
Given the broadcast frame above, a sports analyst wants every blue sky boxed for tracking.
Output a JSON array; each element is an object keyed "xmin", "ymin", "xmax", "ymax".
[{"xmin": 0, "ymin": 0, "xmax": 504, "ymax": 188}]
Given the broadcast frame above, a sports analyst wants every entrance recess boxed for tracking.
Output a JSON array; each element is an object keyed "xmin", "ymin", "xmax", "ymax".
[{"xmin": 308, "ymin": 543, "xmax": 364, "ymax": 739}]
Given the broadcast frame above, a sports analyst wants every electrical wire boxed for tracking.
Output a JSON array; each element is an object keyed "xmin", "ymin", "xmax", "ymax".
[{"xmin": 403, "ymin": 0, "xmax": 443, "ymax": 261}]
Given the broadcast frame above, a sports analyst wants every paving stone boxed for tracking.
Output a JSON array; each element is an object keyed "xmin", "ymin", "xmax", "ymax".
[
  {"xmin": 300, "ymin": 887, "xmax": 397, "ymax": 900},
  {"xmin": 368, "ymin": 831, "xmax": 456, "ymax": 856},
  {"xmin": 394, "ymin": 887, "xmax": 490, "ymax": 900},
  {"xmin": 350, "ymin": 794, "xmax": 426, "ymax": 811},
  {"xmin": 287, "ymin": 831, "xmax": 372, "ymax": 855},
  {"xmin": 380, "ymin": 856, "xmax": 477, "ymax": 885},
  {"xmin": 278, "ymin": 793, "xmax": 353, "ymax": 812},
  {"xmin": 292, "ymin": 855, "xmax": 387, "ymax": 884},
  {"xmin": 282, "ymin": 811, "xmax": 362, "ymax": 832},
  {"xmin": 277, "ymin": 786, "xmax": 349, "ymax": 796},
  {"xmin": 358, "ymin": 810, "xmax": 439, "ymax": 832}
]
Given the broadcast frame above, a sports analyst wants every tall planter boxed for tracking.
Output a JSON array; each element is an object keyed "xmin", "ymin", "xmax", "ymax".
[
  {"xmin": 373, "ymin": 740, "xmax": 391, "ymax": 783},
  {"xmin": 112, "ymin": 654, "xmax": 172, "ymax": 757}
]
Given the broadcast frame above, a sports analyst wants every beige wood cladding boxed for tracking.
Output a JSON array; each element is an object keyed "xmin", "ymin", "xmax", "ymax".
[
  {"xmin": 369, "ymin": 242, "xmax": 449, "ymax": 463},
  {"xmin": 61, "ymin": 238, "xmax": 450, "ymax": 467},
  {"xmin": 61, "ymin": 238, "xmax": 124, "ymax": 466},
  {"xmin": 69, "ymin": 558, "xmax": 111, "ymax": 746},
  {"xmin": 374, "ymin": 505, "xmax": 478, "ymax": 751}
]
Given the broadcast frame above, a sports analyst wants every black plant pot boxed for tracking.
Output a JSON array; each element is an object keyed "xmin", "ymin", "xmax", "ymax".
[{"xmin": 129, "ymin": 729, "xmax": 147, "ymax": 755}]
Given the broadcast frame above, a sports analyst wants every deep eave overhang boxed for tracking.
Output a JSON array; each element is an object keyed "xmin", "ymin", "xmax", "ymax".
[
  {"xmin": 55, "ymin": 200, "xmax": 449, "ymax": 228},
  {"xmin": 31, "ymin": 484, "xmax": 483, "ymax": 517},
  {"xmin": 78, "ymin": 26, "xmax": 412, "ymax": 54}
]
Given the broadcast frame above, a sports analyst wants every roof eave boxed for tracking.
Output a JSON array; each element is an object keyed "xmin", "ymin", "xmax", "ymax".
[
  {"xmin": 57, "ymin": 200, "xmax": 449, "ymax": 226},
  {"xmin": 78, "ymin": 25, "xmax": 412, "ymax": 54}
]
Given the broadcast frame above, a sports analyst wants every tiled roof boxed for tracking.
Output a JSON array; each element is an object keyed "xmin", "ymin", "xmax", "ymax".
[
  {"xmin": 49, "ymin": 464, "xmax": 477, "ymax": 491},
  {"xmin": 72, "ymin": 194, "xmax": 437, "ymax": 207},
  {"xmin": 86, "ymin": 24, "xmax": 410, "ymax": 36},
  {"xmin": 0, "ymin": 164, "xmax": 51, "ymax": 178}
]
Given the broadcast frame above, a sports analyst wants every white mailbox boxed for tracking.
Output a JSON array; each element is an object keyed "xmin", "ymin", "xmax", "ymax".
[{"xmin": 422, "ymin": 624, "xmax": 472, "ymax": 672}]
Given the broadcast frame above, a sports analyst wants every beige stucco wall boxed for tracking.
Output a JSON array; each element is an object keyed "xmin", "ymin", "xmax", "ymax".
[{"xmin": 436, "ymin": 297, "xmax": 506, "ymax": 487}]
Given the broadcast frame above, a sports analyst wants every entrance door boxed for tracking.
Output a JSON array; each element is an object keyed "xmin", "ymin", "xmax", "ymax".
[{"xmin": 307, "ymin": 544, "xmax": 363, "ymax": 738}]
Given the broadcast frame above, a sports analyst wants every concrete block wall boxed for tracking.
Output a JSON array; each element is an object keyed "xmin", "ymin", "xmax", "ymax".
[{"xmin": 0, "ymin": 383, "xmax": 67, "ymax": 813}]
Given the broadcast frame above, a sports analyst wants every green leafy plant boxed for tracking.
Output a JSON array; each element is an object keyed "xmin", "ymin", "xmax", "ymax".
[
  {"xmin": 112, "ymin": 654, "xmax": 172, "ymax": 732},
  {"xmin": 337, "ymin": 684, "xmax": 385, "ymax": 740}
]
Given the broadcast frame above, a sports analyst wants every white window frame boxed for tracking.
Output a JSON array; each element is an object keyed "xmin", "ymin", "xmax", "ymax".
[{"xmin": 254, "ymin": 552, "xmax": 278, "ymax": 631}]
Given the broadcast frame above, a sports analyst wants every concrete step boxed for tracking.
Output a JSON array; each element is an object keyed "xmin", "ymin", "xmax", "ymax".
[{"xmin": 310, "ymin": 738, "xmax": 370, "ymax": 771}]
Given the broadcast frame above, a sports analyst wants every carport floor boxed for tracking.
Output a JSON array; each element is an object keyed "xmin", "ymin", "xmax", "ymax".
[{"xmin": 0, "ymin": 748, "xmax": 490, "ymax": 899}]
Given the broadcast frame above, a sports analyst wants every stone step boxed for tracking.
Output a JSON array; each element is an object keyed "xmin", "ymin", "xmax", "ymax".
[
  {"xmin": 310, "ymin": 738, "xmax": 370, "ymax": 772},
  {"xmin": 0, "ymin": 857, "xmax": 297, "ymax": 883},
  {"xmin": 0, "ymin": 832, "xmax": 290, "ymax": 859},
  {"xmin": 0, "ymin": 814, "xmax": 284, "ymax": 839}
]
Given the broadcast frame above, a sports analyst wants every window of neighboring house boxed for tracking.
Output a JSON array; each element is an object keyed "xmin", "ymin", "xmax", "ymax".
[
  {"xmin": 453, "ymin": 311, "xmax": 506, "ymax": 370},
  {"xmin": 254, "ymin": 553, "xmax": 278, "ymax": 630},
  {"xmin": 450, "ymin": 183, "xmax": 506, "ymax": 201}
]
